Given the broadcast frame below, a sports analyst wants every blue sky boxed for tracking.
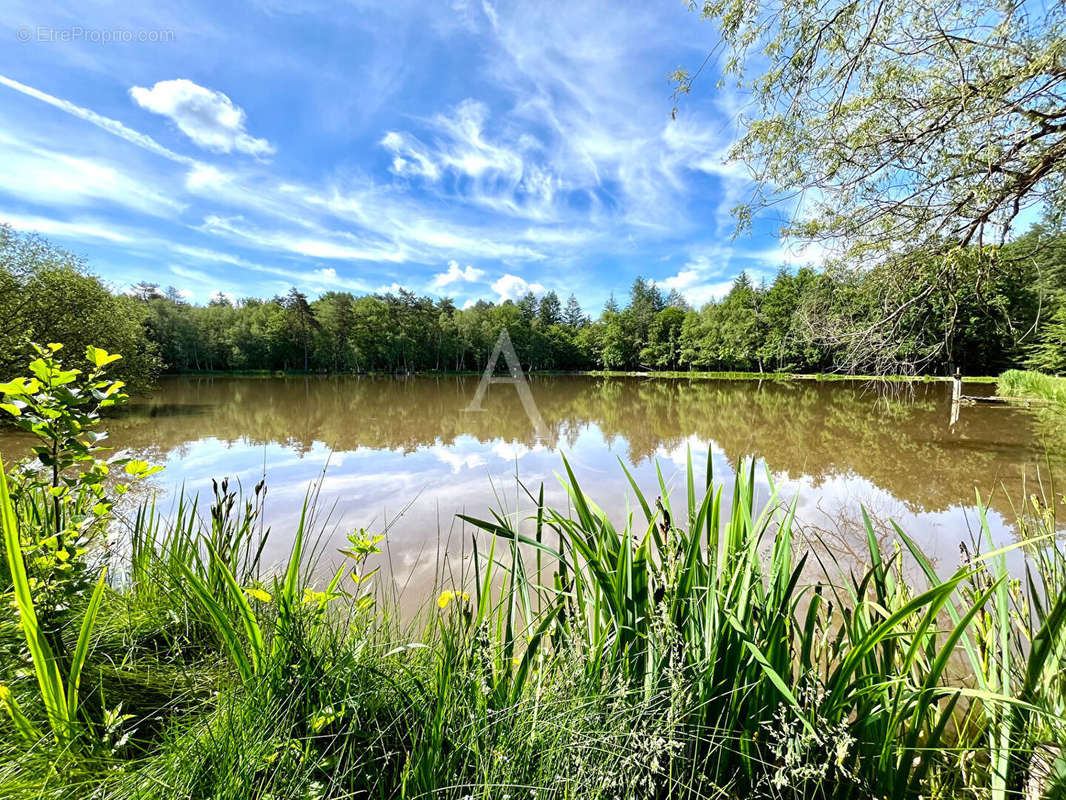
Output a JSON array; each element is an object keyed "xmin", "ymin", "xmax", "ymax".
[{"xmin": 0, "ymin": 0, "xmax": 817, "ymax": 311}]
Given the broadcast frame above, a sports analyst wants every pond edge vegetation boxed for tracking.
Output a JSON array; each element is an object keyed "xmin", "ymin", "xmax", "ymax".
[{"xmin": 0, "ymin": 345, "xmax": 1064, "ymax": 798}]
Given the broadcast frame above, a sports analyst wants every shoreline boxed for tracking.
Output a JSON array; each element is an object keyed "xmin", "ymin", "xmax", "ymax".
[{"xmin": 155, "ymin": 368, "xmax": 1000, "ymax": 383}]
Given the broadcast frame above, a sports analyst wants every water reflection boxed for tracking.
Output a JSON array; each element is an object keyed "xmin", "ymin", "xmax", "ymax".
[{"xmin": 0, "ymin": 375, "xmax": 1060, "ymax": 608}]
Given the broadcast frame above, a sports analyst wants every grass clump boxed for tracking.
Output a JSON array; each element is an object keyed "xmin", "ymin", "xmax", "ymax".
[{"xmin": 998, "ymin": 370, "xmax": 1066, "ymax": 408}]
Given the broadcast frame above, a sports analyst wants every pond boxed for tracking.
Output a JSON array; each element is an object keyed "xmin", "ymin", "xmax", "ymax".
[{"xmin": 2, "ymin": 374, "xmax": 1061, "ymax": 611}]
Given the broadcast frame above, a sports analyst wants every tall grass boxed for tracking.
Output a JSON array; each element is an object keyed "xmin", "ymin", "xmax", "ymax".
[
  {"xmin": 1, "ymin": 452, "xmax": 1064, "ymax": 799},
  {"xmin": 998, "ymin": 370, "xmax": 1066, "ymax": 408}
]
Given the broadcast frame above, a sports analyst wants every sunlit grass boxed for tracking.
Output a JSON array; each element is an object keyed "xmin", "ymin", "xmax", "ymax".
[{"xmin": 999, "ymin": 369, "xmax": 1066, "ymax": 408}]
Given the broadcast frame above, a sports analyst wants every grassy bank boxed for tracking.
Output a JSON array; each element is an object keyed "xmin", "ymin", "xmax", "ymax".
[
  {"xmin": 580, "ymin": 370, "xmax": 1000, "ymax": 383},
  {"xmin": 998, "ymin": 370, "xmax": 1066, "ymax": 408},
  {"xmin": 2, "ymin": 453, "xmax": 1065, "ymax": 799}
]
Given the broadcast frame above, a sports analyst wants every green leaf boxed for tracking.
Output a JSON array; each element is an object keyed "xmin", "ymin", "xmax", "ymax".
[
  {"xmin": 124, "ymin": 460, "xmax": 150, "ymax": 476},
  {"xmin": 0, "ymin": 459, "xmax": 70, "ymax": 742},
  {"xmin": 67, "ymin": 570, "xmax": 108, "ymax": 719},
  {"xmin": 0, "ymin": 685, "xmax": 42, "ymax": 743},
  {"xmin": 178, "ymin": 560, "xmax": 255, "ymax": 683},
  {"xmin": 85, "ymin": 346, "xmax": 122, "ymax": 368},
  {"xmin": 0, "ymin": 377, "xmax": 40, "ymax": 395}
]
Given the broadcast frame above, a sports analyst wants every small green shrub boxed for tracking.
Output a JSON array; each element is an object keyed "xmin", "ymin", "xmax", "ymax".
[{"xmin": 0, "ymin": 343, "xmax": 159, "ymax": 646}]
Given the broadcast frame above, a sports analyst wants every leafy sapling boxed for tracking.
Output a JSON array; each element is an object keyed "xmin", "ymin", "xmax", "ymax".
[{"xmin": 0, "ymin": 343, "xmax": 161, "ymax": 652}]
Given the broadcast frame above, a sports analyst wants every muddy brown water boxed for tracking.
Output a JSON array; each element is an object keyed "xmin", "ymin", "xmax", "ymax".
[{"xmin": 1, "ymin": 375, "xmax": 1061, "ymax": 613}]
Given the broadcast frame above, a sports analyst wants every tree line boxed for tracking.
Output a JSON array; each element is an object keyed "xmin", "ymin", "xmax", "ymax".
[{"xmin": 2, "ymin": 222, "xmax": 1065, "ymax": 385}]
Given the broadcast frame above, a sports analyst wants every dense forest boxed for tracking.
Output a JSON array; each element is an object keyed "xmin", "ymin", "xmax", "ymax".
[{"xmin": 2, "ymin": 222, "xmax": 1065, "ymax": 385}]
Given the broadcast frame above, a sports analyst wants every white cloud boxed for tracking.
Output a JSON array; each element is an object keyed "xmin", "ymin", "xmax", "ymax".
[
  {"xmin": 492, "ymin": 441, "xmax": 543, "ymax": 461},
  {"xmin": 473, "ymin": 3, "xmax": 752, "ymax": 230},
  {"xmin": 756, "ymin": 239, "xmax": 834, "ymax": 268},
  {"xmin": 130, "ymin": 79, "xmax": 275, "ymax": 158},
  {"xmin": 431, "ymin": 446, "xmax": 488, "ymax": 474},
  {"xmin": 431, "ymin": 259, "xmax": 485, "ymax": 288},
  {"xmin": 0, "ymin": 134, "xmax": 184, "ymax": 216},
  {"xmin": 381, "ymin": 99, "xmax": 559, "ymax": 221},
  {"xmin": 382, "ymin": 100, "xmax": 522, "ymax": 183},
  {"xmin": 0, "ymin": 76, "xmax": 564, "ymax": 272},
  {"xmin": 0, "ymin": 73, "xmax": 197, "ymax": 166},
  {"xmin": 199, "ymin": 215, "xmax": 405, "ymax": 263},
  {"xmin": 172, "ymin": 244, "xmax": 372, "ymax": 292},
  {"xmin": 659, "ymin": 255, "xmax": 736, "ymax": 306},
  {"xmin": 0, "ymin": 7, "xmax": 760, "ymax": 297},
  {"xmin": 1, "ymin": 213, "xmax": 131, "ymax": 243},
  {"xmin": 209, "ymin": 290, "xmax": 237, "ymax": 305},
  {"xmin": 170, "ymin": 264, "xmax": 216, "ymax": 284},
  {"xmin": 492, "ymin": 273, "xmax": 544, "ymax": 302},
  {"xmin": 381, "ymin": 131, "xmax": 441, "ymax": 180},
  {"xmin": 177, "ymin": 289, "xmax": 195, "ymax": 299},
  {"xmin": 185, "ymin": 163, "xmax": 228, "ymax": 191}
]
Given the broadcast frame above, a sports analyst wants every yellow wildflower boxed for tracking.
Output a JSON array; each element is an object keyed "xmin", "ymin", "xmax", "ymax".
[{"xmin": 436, "ymin": 590, "xmax": 469, "ymax": 610}]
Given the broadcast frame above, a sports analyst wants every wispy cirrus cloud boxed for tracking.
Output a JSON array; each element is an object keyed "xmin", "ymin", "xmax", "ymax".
[
  {"xmin": 1, "ymin": 213, "xmax": 133, "ymax": 243},
  {"xmin": 0, "ymin": 133, "xmax": 184, "ymax": 216},
  {"xmin": 0, "ymin": 73, "xmax": 197, "ymax": 166}
]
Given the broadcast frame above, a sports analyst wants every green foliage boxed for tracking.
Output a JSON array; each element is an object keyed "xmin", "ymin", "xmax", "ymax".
[
  {"xmin": 0, "ymin": 343, "xmax": 166, "ymax": 765},
  {"xmin": 674, "ymin": 4, "xmax": 1065, "ymax": 374},
  {"xmin": 0, "ymin": 344, "xmax": 161, "ymax": 633},
  {"xmin": 679, "ymin": 1, "xmax": 1066, "ymax": 254},
  {"xmin": 130, "ymin": 231, "xmax": 1060, "ymax": 378},
  {"xmin": 0, "ymin": 346, "xmax": 125, "ymax": 631},
  {"xmin": 1027, "ymin": 302, "xmax": 1066, "ymax": 374},
  {"xmin": 5, "ymin": 218, "xmax": 1060, "ymax": 380},
  {"xmin": 0, "ymin": 224, "xmax": 160, "ymax": 390},
  {"xmin": 459, "ymin": 452, "xmax": 1064, "ymax": 799}
]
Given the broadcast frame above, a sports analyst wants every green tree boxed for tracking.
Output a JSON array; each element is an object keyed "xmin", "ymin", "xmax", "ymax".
[
  {"xmin": 642, "ymin": 306, "xmax": 687, "ymax": 369},
  {"xmin": 563, "ymin": 293, "xmax": 586, "ymax": 328},
  {"xmin": 0, "ymin": 226, "xmax": 160, "ymax": 388},
  {"xmin": 1028, "ymin": 300, "xmax": 1066, "ymax": 374},
  {"xmin": 678, "ymin": 1, "xmax": 1066, "ymax": 371},
  {"xmin": 538, "ymin": 291, "xmax": 562, "ymax": 327},
  {"xmin": 313, "ymin": 292, "xmax": 357, "ymax": 372},
  {"xmin": 283, "ymin": 288, "xmax": 319, "ymax": 372},
  {"xmin": 681, "ymin": 0, "xmax": 1066, "ymax": 251},
  {"xmin": 665, "ymin": 288, "xmax": 691, "ymax": 311},
  {"xmin": 716, "ymin": 273, "xmax": 764, "ymax": 370},
  {"xmin": 517, "ymin": 291, "xmax": 539, "ymax": 323}
]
